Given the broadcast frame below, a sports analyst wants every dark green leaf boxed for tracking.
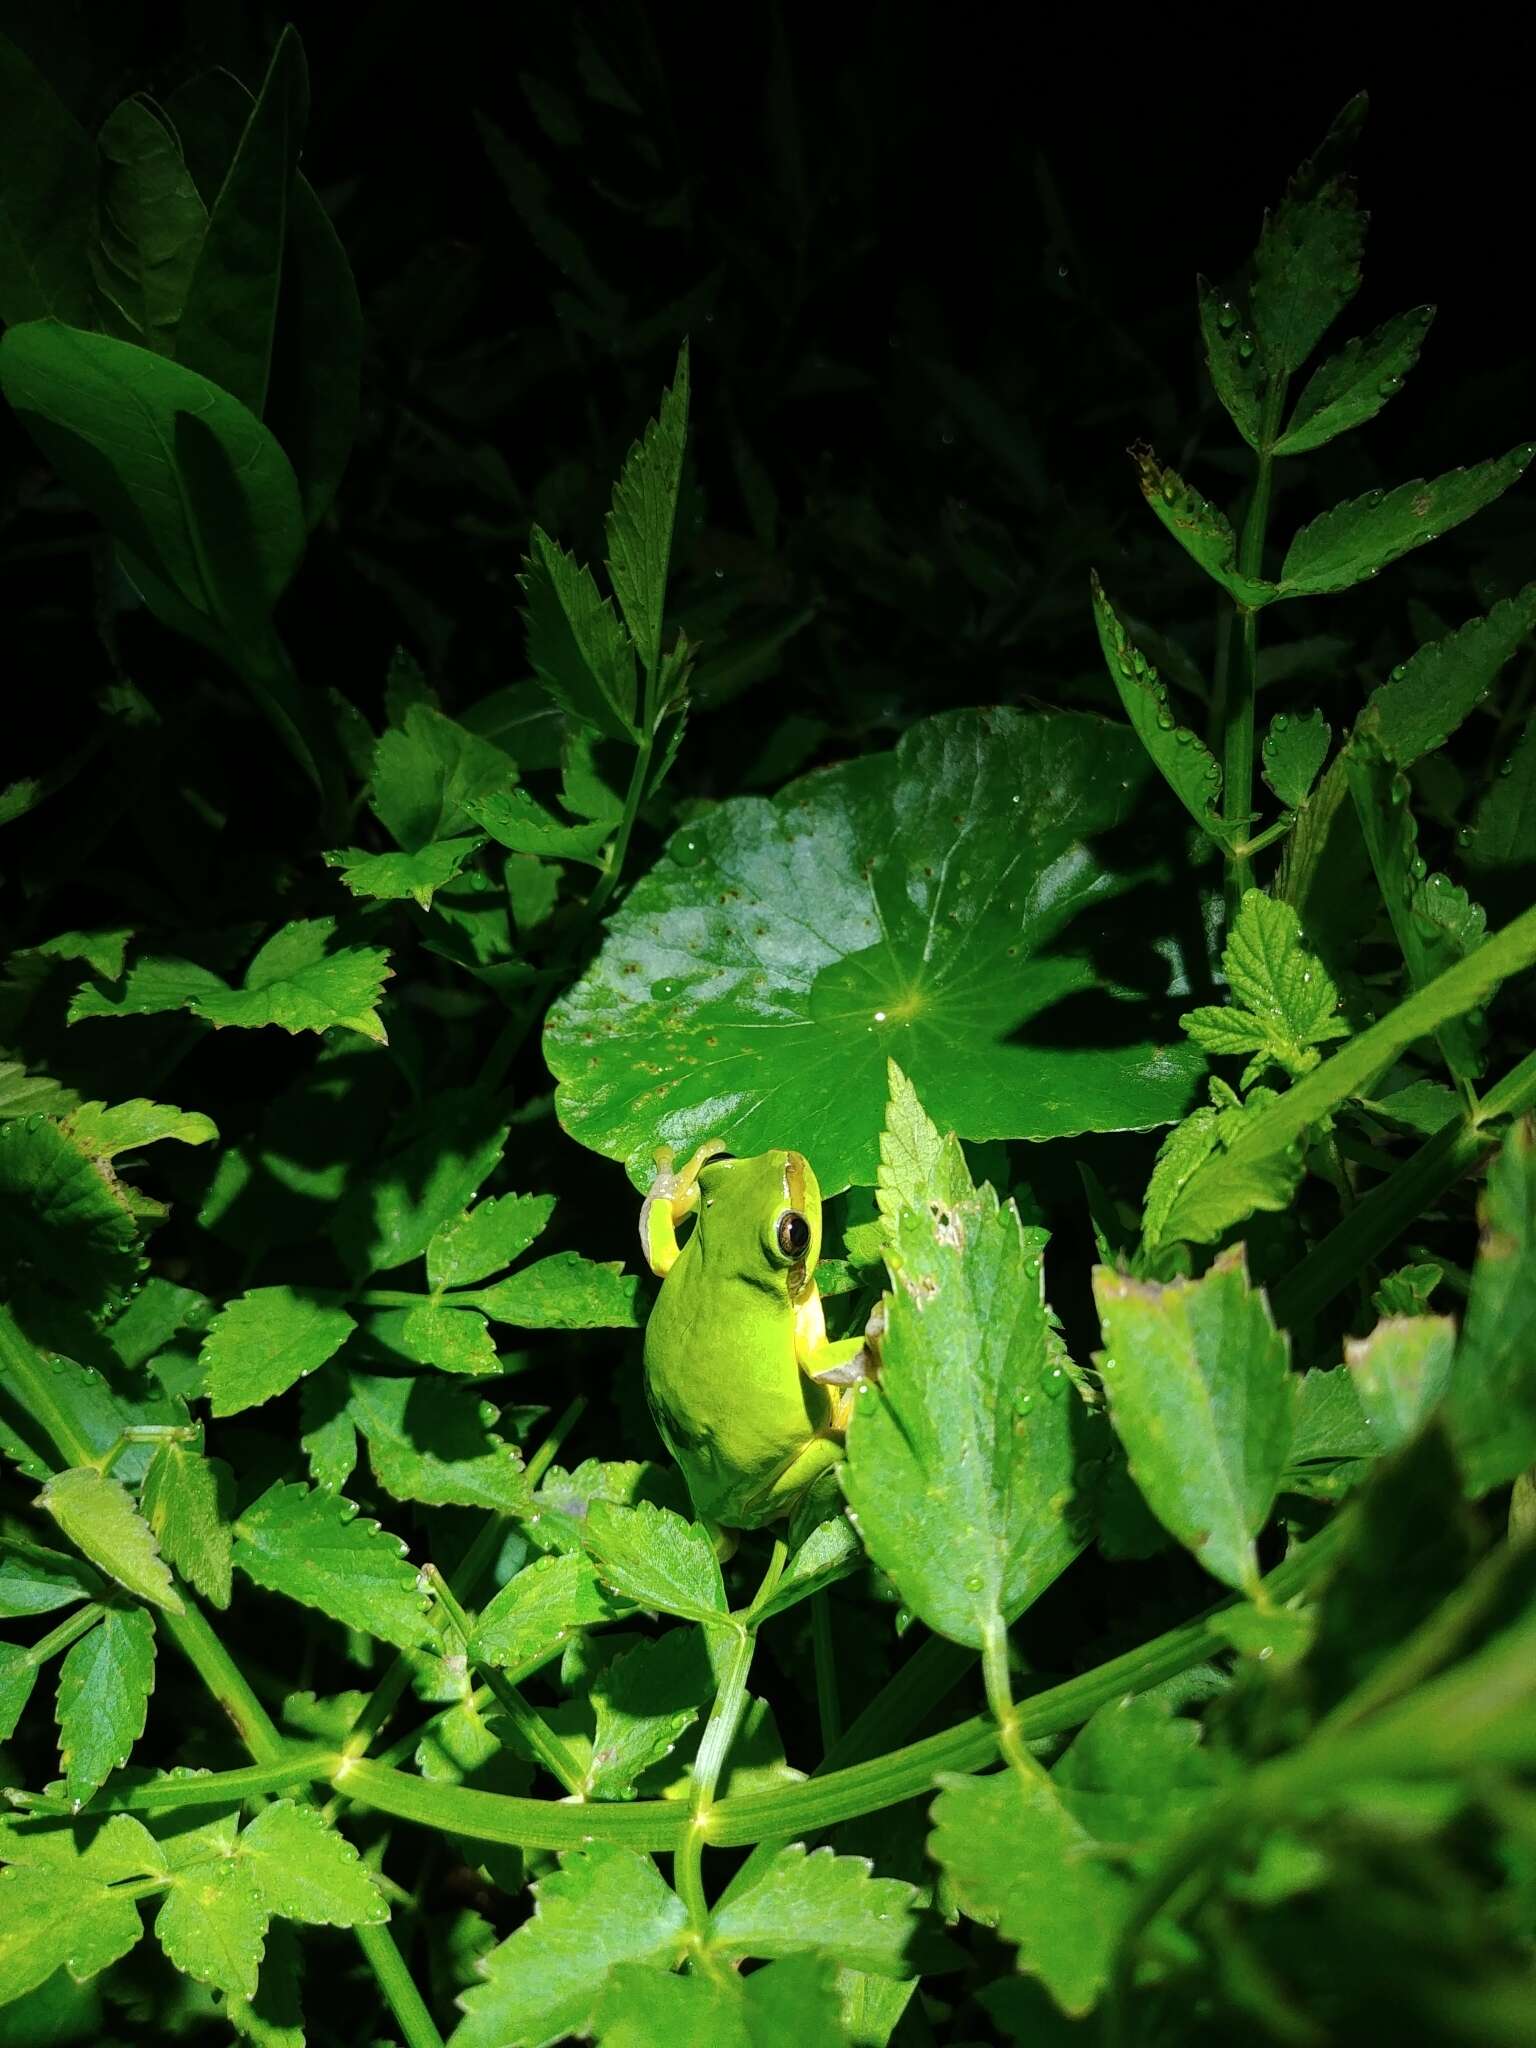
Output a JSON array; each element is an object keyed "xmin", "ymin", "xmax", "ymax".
[
  {"xmin": 1344, "ymin": 1315, "xmax": 1455, "ymax": 1450},
  {"xmin": 1250, "ymin": 96, "xmax": 1366, "ymax": 374},
  {"xmin": 1279, "ymin": 449, "xmax": 1535, "ymax": 599},
  {"xmin": 471, "ymin": 1552, "xmax": 630, "ymax": 1671},
  {"xmin": 605, "ymin": 341, "xmax": 690, "ymax": 682},
  {"xmin": 139, "ymin": 1440, "xmax": 233, "ymax": 1605},
  {"xmin": 427, "ymin": 1192, "xmax": 556, "ymax": 1289},
  {"xmin": 195, "ymin": 918, "xmax": 392, "ymax": 1043},
  {"xmin": 155, "ymin": 1859, "xmax": 267, "ymax": 1998},
  {"xmin": 473, "ymin": 1253, "xmax": 640, "ymax": 1330},
  {"xmin": 548, "ymin": 708, "xmax": 1206, "ymax": 1195},
  {"xmin": 710, "ymin": 1844, "xmax": 922, "ymax": 1977},
  {"xmin": 1092, "ymin": 1247, "xmax": 1296, "ymax": 1594},
  {"xmin": 55, "ymin": 1605, "xmax": 156, "ymax": 1805},
  {"xmin": 585, "ymin": 1627, "xmax": 713, "ymax": 1799},
  {"xmin": 239, "ymin": 1799, "xmax": 387, "ymax": 1925},
  {"xmin": 348, "ymin": 1371, "xmax": 527, "ymax": 1512},
  {"xmin": 466, "ymin": 787, "xmax": 612, "ymax": 865},
  {"xmin": 91, "ymin": 97, "xmax": 206, "ymax": 350},
  {"xmin": 333, "ymin": 1090, "xmax": 508, "ymax": 1280},
  {"xmin": 0, "ymin": 1864, "xmax": 144, "ymax": 2002},
  {"xmin": 1359, "ymin": 583, "xmax": 1536, "ymax": 768},
  {"xmin": 0, "ymin": 34, "xmax": 94, "ymax": 325},
  {"xmin": 174, "ymin": 27, "xmax": 308, "ymax": 416},
  {"xmin": 520, "ymin": 525, "xmax": 639, "ymax": 744},
  {"xmin": 324, "ymin": 838, "xmax": 483, "ymax": 910},
  {"xmin": 1197, "ymin": 276, "xmax": 1262, "ymax": 451},
  {"xmin": 452, "ymin": 1843, "xmax": 687, "ymax": 2048},
  {"xmin": 1132, "ymin": 450, "xmax": 1276, "ymax": 606},
  {"xmin": 1180, "ymin": 888, "xmax": 1350, "ymax": 1088},
  {"xmin": 1091, "ymin": 577, "xmax": 1225, "ymax": 836},
  {"xmin": 38, "ymin": 1468, "xmax": 181, "ymax": 1613},
  {"xmin": 1446, "ymin": 1119, "xmax": 1536, "ymax": 1495},
  {"xmin": 232, "ymin": 1481, "xmax": 432, "ymax": 1648},
  {"xmin": 0, "ymin": 1114, "xmax": 143, "ymax": 1313},
  {"xmin": 1275, "ymin": 307, "xmax": 1434, "ymax": 455},
  {"xmin": 0, "ymin": 1538, "xmax": 103, "ymax": 1619},
  {"xmin": 199, "ymin": 1286, "xmax": 356, "ymax": 1417},
  {"xmin": 592, "ymin": 1954, "xmax": 844, "ymax": 2048},
  {"xmin": 1260, "ymin": 709, "xmax": 1330, "ymax": 810},
  {"xmin": 370, "ymin": 706, "xmax": 514, "ymax": 854},
  {"xmin": 582, "ymin": 1501, "xmax": 726, "ymax": 1623}
]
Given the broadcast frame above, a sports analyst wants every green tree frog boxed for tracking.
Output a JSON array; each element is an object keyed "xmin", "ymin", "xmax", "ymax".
[{"xmin": 641, "ymin": 1140, "xmax": 871, "ymax": 1534}]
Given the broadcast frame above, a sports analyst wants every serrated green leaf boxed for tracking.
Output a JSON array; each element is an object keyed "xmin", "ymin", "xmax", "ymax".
[
  {"xmin": 1260, "ymin": 710, "xmax": 1330, "ymax": 810},
  {"xmin": 1344, "ymin": 1315, "xmax": 1455, "ymax": 1450},
  {"xmin": 38, "ymin": 1468, "xmax": 181, "ymax": 1613},
  {"xmin": 585, "ymin": 1627, "xmax": 713, "ymax": 1800},
  {"xmin": 0, "ymin": 35, "xmax": 95, "ymax": 326},
  {"xmin": 605, "ymin": 341, "xmax": 690, "ymax": 683},
  {"xmin": 238, "ymin": 1799, "xmax": 387, "ymax": 1925},
  {"xmin": 1371, "ymin": 1260, "xmax": 1444, "ymax": 1316},
  {"xmin": 1091, "ymin": 576, "xmax": 1226, "ymax": 835},
  {"xmin": 521, "ymin": 524, "xmax": 638, "ymax": 744},
  {"xmin": 754, "ymin": 1511, "xmax": 864, "ymax": 1623},
  {"xmin": 427, "ymin": 1193, "xmax": 556, "ymax": 1289},
  {"xmin": 233, "ymin": 1481, "xmax": 432, "ymax": 1648},
  {"xmin": 465, "ymin": 787, "xmax": 613, "ymax": 864},
  {"xmin": 710, "ymin": 1844, "xmax": 921, "ymax": 1977},
  {"xmin": 348, "ymin": 1371, "xmax": 526, "ymax": 1512},
  {"xmin": 1163, "ymin": 902, "xmax": 1536, "ymax": 1245},
  {"xmin": 200, "ymin": 1286, "xmax": 356, "ymax": 1417},
  {"xmin": 1131, "ymin": 449, "xmax": 1276, "ymax": 606},
  {"xmin": 61, "ymin": 1097, "xmax": 218, "ymax": 1157},
  {"xmin": 227, "ymin": 1915, "xmax": 304, "ymax": 2048},
  {"xmin": 0, "ymin": 1058, "xmax": 80, "ymax": 1120},
  {"xmin": 0, "ymin": 1809, "xmax": 166, "ymax": 1882},
  {"xmin": 1197, "ymin": 276, "xmax": 1263, "ymax": 451},
  {"xmin": 0, "ymin": 1643, "xmax": 38, "ymax": 1742},
  {"xmin": 452, "ymin": 1842, "xmax": 688, "ymax": 2048},
  {"xmin": 156, "ymin": 1858, "xmax": 268, "ymax": 1999},
  {"xmin": 1279, "ymin": 447, "xmax": 1535, "ymax": 599},
  {"xmin": 324, "ymin": 838, "xmax": 482, "ymax": 908},
  {"xmin": 196, "ymin": 918, "xmax": 392, "ymax": 1043},
  {"xmin": 1445, "ymin": 1119, "xmax": 1536, "ymax": 1495},
  {"xmin": 366, "ymin": 1305, "xmax": 502, "ymax": 1375},
  {"xmin": 1180, "ymin": 888, "xmax": 1349, "ymax": 1087},
  {"xmin": 1140, "ymin": 1107, "xmax": 1223, "ymax": 1254},
  {"xmin": 582, "ymin": 1501, "xmax": 726, "ymax": 1624},
  {"xmin": 333, "ymin": 1089, "xmax": 508, "ymax": 1280},
  {"xmin": 473, "ymin": 1253, "xmax": 640, "ymax": 1329},
  {"xmin": 0, "ymin": 1538, "xmax": 104, "ymax": 1618},
  {"xmin": 1092, "ymin": 1247, "xmax": 1296, "ymax": 1594},
  {"xmin": 68, "ymin": 953, "xmax": 229, "ymax": 1023},
  {"xmin": 0, "ymin": 1115, "xmax": 144, "ymax": 1313},
  {"xmin": 471, "ymin": 1551, "xmax": 630, "ymax": 1671},
  {"xmin": 1359, "ymin": 583, "xmax": 1536, "ymax": 769},
  {"xmin": 547, "ymin": 708, "xmax": 1206, "ymax": 1195},
  {"xmin": 55, "ymin": 1605, "xmax": 156, "ymax": 1805},
  {"xmin": 592, "ymin": 1954, "xmax": 844, "ymax": 2048},
  {"xmin": 1346, "ymin": 747, "xmax": 1486, "ymax": 1084},
  {"xmin": 1468, "ymin": 717, "xmax": 1536, "ymax": 875},
  {"xmin": 873, "ymin": 1059, "xmax": 972, "ymax": 1232},
  {"xmin": 140, "ymin": 1440, "xmax": 232, "ymax": 1606},
  {"xmin": 91, "ymin": 96, "xmax": 207, "ymax": 350},
  {"xmin": 845, "ymin": 1086, "xmax": 1081, "ymax": 1648},
  {"xmin": 30, "ymin": 927, "xmax": 135, "ymax": 980},
  {"xmin": 370, "ymin": 705, "xmax": 514, "ymax": 854},
  {"xmin": 1275, "ymin": 306, "xmax": 1434, "ymax": 455},
  {"xmin": 0, "ymin": 1864, "xmax": 144, "ymax": 2002},
  {"xmin": 299, "ymin": 1372, "xmax": 357, "ymax": 1492},
  {"xmin": 1051, "ymin": 1692, "xmax": 1223, "ymax": 1866},
  {"xmin": 173, "ymin": 27, "xmax": 306, "ymax": 417},
  {"xmin": 1249, "ymin": 97, "xmax": 1366, "ymax": 374},
  {"xmin": 928, "ymin": 1767, "xmax": 1130, "ymax": 2017}
]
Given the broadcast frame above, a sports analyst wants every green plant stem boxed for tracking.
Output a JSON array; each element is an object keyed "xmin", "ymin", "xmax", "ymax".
[
  {"xmin": 1275, "ymin": 1046, "xmax": 1536, "ymax": 1327},
  {"xmin": 354, "ymin": 1923, "xmax": 444, "ymax": 2048},
  {"xmin": 979, "ymin": 1616, "xmax": 1040, "ymax": 1781},
  {"xmin": 581, "ymin": 728, "xmax": 655, "ymax": 935},
  {"xmin": 343, "ymin": 1398, "xmax": 583, "ymax": 1763},
  {"xmin": 424, "ymin": 1565, "xmax": 585, "ymax": 1795},
  {"xmin": 154, "ymin": 1517, "xmax": 1351, "ymax": 1856},
  {"xmin": 675, "ymin": 1539, "xmax": 784, "ymax": 1934},
  {"xmin": 22, "ymin": 1602, "xmax": 103, "ymax": 1666},
  {"xmin": 1225, "ymin": 377, "xmax": 1288, "ymax": 904},
  {"xmin": 810, "ymin": 1590, "xmax": 842, "ymax": 1752}
]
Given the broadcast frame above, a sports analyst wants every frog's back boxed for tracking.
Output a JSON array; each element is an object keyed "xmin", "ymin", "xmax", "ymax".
[{"xmin": 643, "ymin": 1239, "xmax": 828, "ymax": 1525}]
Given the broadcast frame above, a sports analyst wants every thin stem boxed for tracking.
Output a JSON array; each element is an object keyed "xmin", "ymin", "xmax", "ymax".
[
  {"xmin": 1230, "ymin": 813, "xmax": 1295, "ymax": 863},
  {"xmin": 354, "ymin": 1924, "xmax": 446, "ymax": 2048},
  {"xmin": 1224, "ymin": 375, "xmax": 1288, "ymax": 906},
  {"xmin": 424, "ymin": 1566, "xmax": 586, "ymax": 1796},
  {"xmin": 22, "ymin": 1602, "xmax": 104, "ymax": 1666},
  {"xmin": 344, "ymin": 1398, "xmax": 583, "ymax": 1763},
  {"xmin": 676, "ymin": 1540, "xmax": 784, "ymax": 1934},
  {"xmin": 810, "ymin": 1591, "xmax": 842, "ymax": 1752},
  {"xmin": 580, "ymin": 730, "xmax": 656, "ymax": 935},
  {"xmin": 980, "ymin": 1617, "xmax": 1041, "ymax": 1781}
]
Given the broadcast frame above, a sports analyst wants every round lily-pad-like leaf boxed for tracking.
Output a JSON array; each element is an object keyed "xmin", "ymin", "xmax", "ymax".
[{"xmin": 546, "ymin": 708, "xmax": 1205, "ymax": 1192}]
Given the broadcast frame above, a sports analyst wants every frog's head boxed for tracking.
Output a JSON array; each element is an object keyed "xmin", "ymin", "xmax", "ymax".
[{"xmin": 696, "ymin": 1148, "xmax": 822, "ymax": 1301}]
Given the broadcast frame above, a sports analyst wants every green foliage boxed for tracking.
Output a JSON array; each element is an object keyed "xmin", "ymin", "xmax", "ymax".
[{"xmin": 1, "ymin": 38, "xmax": 1533, "ymax": 2048}]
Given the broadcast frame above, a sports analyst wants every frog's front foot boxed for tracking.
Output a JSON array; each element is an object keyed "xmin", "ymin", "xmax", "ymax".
[{"xmin": 639, "ymin": 1136, "xmax": 731, "ymax": 1276}]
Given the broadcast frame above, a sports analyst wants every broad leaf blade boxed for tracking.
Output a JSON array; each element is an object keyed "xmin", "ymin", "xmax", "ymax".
[
  {"xmin": 427, "ymin": 1192, "xmax": 556, "ymax": 1289},
  {"xmin": 1092, "ymin": 1246, "xmax": 1295, "ymax": 1594},
  {"xmin": 239, "ymin": 1799, "xmax": 387, "ymax": 1925},
  {"xmin": 0, "ymin": 34, "xmax": 94, "ymax": 325},
  {"xmin": 232, "ymin": 1481, "xmax": 432, "ymax": 1648},
  {"xmin": 604, "ymin": 340, "xmax": 690, "ymax": 682},
  {"xmin": 521, "ymin": 525, "xmax": 638, "ymax": 744},
  {"xmin": 348, "ymin": 1371, "xmax": 527, "ymax": 1513},
  {"xmin": 1275, "ymin": 306, "xmax": 1434, "ymax": 455},
  {"xmin": 582, "ymin": 1501, "xmax": 727, "ymax": 1624},
  {"xmin": 1344, "ymin": 1315, "xmax": 1456, "ymax": 1450},
  {"xmin": 91, "ymin": 96, "xmax": 207, "ymax": 350},
  {"xmin": 547, "ymin": 708, "xmax": 1207, "ymax": 1195},
  {"xmin": 1445, "ymin": 1119, "xmax": 1536, "ymax": 1495},
  {"xmin": 38, "ymin": 1468, "xmax": 181, "ymax": 1613},
  {"xmin": 200, "ymin": 1285, "xmax": 356, "ymax": 1416},
  {"xmin": 55, "ymin": 1605, "xmax": 156, "ymax": 1805},
  {"xmin": 140, "ymin": 1440, "xmax": 233, "ymax": 1605},
  {"xmin": 709, "ymin": 1844, "xmax": 922, "ymax": 1977},
  {"xmin": 1358, "ymin": 584, "xmax": 1536, "ymax": 768},
  {"xmin": 1091, "ymin": 577, "xmax": 1225, "ymax": 836}
]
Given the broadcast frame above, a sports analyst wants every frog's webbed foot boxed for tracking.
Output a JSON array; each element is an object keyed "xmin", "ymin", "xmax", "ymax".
[
  {"xmin": 639, "ymin": 1137, "xmax": 731, "ymax": 1277},
  {"xmin": 808, "ymin": 1299, "xmax": 885, "ymax": 1387}
]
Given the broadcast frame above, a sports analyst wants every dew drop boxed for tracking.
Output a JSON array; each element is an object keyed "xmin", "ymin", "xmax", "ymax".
[
  {"xmin": 873, "ymin": 1009, "xmax": 887, "ymax": 1023},
  {"xmin": 1217, "ymin": 300, "xmax": 1238, "ymax": 332},
  {"xmin": 1273, "ymin": 714, "xmax": 1289, "ymax": 731},
  {"xmin": 1156, "ymin": 708, "xmax": 1175, "ymax": 731},
  {"xmin": 1457, "ymin": 827, "xmax": 1474, "ymax": 847},
  {"xmin": 1237, "ymin": 334, "xmax": 1255, "ymax": 361},
  {"xmin": 649, "ymin": 977, "xmax": 681, "ymax": 1002},
  {"xmin": 1410, "ymin": 855, "xmax": 1427, "ymax": 881},
  {"xmin": 670, "ymin": 829, "xmax": 704, "ymax": 867},
  {"xmin": 1017, "ymin": 1391, "xmax": 1035, "ymax": 1416},
  {"xmin": 964, "ymin": 1573, "xmax": 985, "ymax": 1593},
  {"xmin": 1389, "ymin": 663, "xmax": 1406, "ymax": 682}
]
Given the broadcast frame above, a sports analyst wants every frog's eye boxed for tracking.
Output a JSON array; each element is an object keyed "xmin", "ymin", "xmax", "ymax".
[{"xmin": 776, "ymin": 1210, "xmax": 811, "ymax": 1259}]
